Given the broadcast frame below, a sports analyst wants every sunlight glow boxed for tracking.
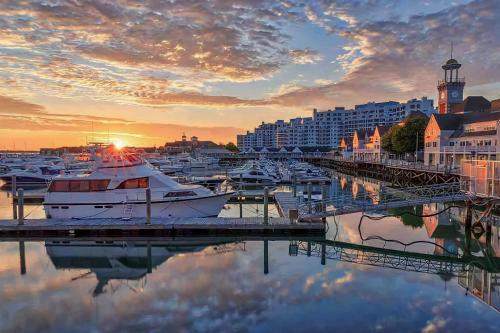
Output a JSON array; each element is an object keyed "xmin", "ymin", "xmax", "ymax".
[{"xmin": 112, "ymin": 139, "xmax": 125, "ymax": 150}]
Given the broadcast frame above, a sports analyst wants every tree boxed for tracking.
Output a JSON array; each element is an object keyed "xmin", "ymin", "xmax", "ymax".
[
  {"xmin": 390, "ymin": 114, "xmax": 428, "ymax": 155},
  {"xmin": 225, "ymin": 142, "xmax": 239, "ymax": 153},
  {"xmin": 381, "ymin": 126, "xmax": 397, "ymax": 153}
]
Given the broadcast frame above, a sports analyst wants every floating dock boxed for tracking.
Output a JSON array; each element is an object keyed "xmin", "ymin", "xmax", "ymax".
[{"xmin": 0, "ymin": 217, "xmax": 324, "ymax": 238}]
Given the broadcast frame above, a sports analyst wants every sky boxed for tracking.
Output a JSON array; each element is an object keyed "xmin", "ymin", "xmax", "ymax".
[{"xmin": 0, "ymin": 0, "xmax": 499, "ymax": 149}]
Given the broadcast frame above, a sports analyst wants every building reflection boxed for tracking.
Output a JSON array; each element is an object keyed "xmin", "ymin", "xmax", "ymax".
[
  {"xmin": 459, "ymin": 266, "xmax": 499, "ymax": 312},
  {"xmin": 45, "ymin": 240, "xmax": 242, "ymax": 296}
]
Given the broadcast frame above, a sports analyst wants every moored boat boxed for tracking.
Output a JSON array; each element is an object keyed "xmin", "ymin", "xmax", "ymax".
[{"xmin": 43, "ymin": 147, "xmax": 233, "ymax": 219}]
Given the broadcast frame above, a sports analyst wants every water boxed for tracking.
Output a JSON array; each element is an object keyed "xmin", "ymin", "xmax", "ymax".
[{"xmin": 0, "ymin": 172, "xmax": 499, "ymax": 332}]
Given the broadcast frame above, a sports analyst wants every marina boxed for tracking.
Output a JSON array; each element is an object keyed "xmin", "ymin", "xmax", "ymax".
[{"xmin": 1, "ymin": 3, "xmax": 500, "ymax": 328}]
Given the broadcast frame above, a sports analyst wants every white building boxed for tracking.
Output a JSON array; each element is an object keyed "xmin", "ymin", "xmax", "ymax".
[{"xmin": 236, "ymin": 97, "xmax": 434, "ymax": 151}]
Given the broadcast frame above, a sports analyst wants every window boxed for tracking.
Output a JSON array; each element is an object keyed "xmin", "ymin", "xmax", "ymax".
[
  {"xmin": 116, "ymin": 177, "xmax": 149, "ymax": 189},
  {"xmin": 449, "ymin": 142, "xmax": 455, "ymax": 146},
  {"xmin": 49, "ymin": 179, "xmax": 110, "ymax": 192},
  {"xmin": 432, "ymin": 142, "xmax": 437, "ymax": 147},
  {"xmin": 165, "ymin": 191, "xmax": 197, "ymax": 198}
]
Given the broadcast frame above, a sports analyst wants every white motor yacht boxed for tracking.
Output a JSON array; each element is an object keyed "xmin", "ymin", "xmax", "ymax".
[
  {"xmin": 0, "ymin": 165, "xmax": 64, "ymax": 187},
  {"xmin": 43, "ymin": 148, "xmax": 233, "ymax": 219}
]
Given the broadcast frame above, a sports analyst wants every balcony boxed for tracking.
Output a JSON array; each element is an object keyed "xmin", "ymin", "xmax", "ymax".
[{"xmin": 437, "ymin": 78, "xmax": 465, "ymax": 86}]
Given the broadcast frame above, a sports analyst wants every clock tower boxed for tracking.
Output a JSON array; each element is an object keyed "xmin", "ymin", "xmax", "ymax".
[{"xmin": 437, "ymin": 54, "xmax": 465, "ymax": 114}]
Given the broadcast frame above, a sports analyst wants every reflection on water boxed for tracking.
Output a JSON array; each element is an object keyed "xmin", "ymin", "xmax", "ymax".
[{"xmin": 0, "ymin": 172, "xmax": 499, "ymax": 331}]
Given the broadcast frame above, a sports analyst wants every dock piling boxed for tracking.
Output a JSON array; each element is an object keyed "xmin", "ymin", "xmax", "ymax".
[
  {"xmin": 146, "ymin": 188, "xmax": 151, "ymax": 225},
  {"xmin": 292, "ymin": 171, "xmax": 297, "ymax": 197},
  {"xmin": 238, "ymin": 190, "xmax": 243, "ymax": 218},
  {"xmin": 263, "ymin": 187, "xmax": 269, "ymax": 224},
  {"xmin": 12, "ymin": 175, "xmax": 17, "ymax": 220},
  {"xmin": 264, "ymin": 240, "xmax": 269, "ymax": 274},
  {"xmin": 19, "ymin": 241, "xmax": 26, "ymax": 275},
  {"xmin": 17, "ymin": 188, "xmax": 24, "ymax": 225},
  {"xmin": 321, "ymin": 243, "xmax": 326, "ymax": 265},
  {"xmin": 307, "ymin": 182, "xmax": 312, "ymax": 214}
]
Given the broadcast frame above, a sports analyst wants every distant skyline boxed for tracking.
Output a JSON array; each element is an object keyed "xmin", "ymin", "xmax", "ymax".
[{"xmin": 1, "ymin": 0, "xmax": 499, "ymax": 149}]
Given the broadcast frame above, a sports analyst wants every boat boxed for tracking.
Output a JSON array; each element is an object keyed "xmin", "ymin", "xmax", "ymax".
[
  {"xmin": 0, "ymin": 165, "xmax": 64, "ymax": 187},
  {"xmin": 43, "ymin": 147, "xmax": 234, "ymax": 219},
  {"xmin": 229, "ymin": 166, "xmax": 278, "ymax": 184}
]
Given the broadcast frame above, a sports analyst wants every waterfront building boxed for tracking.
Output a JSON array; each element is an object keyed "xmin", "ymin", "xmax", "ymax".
[
  {"xmin": 164, "ymin": 135, "xmax": 230, "ymax": 156},
  {"xmin": 353, "ymin": 125, "xmax": 392, "ymax": 161},
  {"xmin": 424, "ymin": 56, "xmax": 500, "ymax": 167},
  {"xmin": 237, "ymin": 98, "xmax": 434, "ymax": 151}
]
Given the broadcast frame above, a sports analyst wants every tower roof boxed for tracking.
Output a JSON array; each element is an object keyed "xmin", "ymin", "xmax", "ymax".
[{"xmin": 446, "ymin": 58, "xmax": 458, "ymax": 65}]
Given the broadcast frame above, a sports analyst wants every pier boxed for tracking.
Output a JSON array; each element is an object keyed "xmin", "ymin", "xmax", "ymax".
[
  {"xmin": 0, "ymin": 216, "xmax": 325, "ymax": 238},
  {"xmin": 307, "ymin": 157, "xmax": 460, "ymax": 186}
]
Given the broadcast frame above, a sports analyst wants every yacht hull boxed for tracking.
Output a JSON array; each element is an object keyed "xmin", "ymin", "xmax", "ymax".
[{"xmin": 43, "ymin": 192, "xmax": 233, "ymax": 219}]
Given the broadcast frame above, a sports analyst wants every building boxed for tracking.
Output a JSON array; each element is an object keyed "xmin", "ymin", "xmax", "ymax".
[
  {"xmin": 164, "ymin": 134, "xmax": 227, "ymax": 155},
  {"xmin": 424, "ymin": 56, "xmax": 500, "ymax": 167},
  {"xmin": 353, "ymin": 125, "xmax": 392, "ymax": 161},
  {"xmin": 237, "ymin": 98, "xmax": 434, "ymax": 151}
]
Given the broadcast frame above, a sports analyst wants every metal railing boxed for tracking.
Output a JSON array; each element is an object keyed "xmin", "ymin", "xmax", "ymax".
[{"xmin": 297, "ymin": 182, "xmax": 466, "ymax": 218}]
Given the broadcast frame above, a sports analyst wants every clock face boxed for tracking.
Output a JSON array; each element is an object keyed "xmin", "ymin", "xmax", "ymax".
[
  {"xmin": 451, "ymin": 90, "xmax": 459, "ymax": 98},
  {"xmin": 440, "ymin": 91, "xmax": 445, "ymax": 99}
]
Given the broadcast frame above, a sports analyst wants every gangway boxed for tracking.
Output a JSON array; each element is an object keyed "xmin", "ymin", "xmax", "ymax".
[
  {"xmin": 297, "ymin": 240, "xmax": 500, "ymax": 276},
  {"xmin": 298, "ymin": 182, "xmax": 469, "ymax": 219}
]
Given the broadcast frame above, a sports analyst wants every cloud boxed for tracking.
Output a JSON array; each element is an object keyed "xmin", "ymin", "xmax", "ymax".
[
  {"xmin": 289, "ymin": 48, "xmax": 323, "ymax": 64},
  {"xmin": 0, "ymin": 0, "xmax": 498, "ymax": 116},
  {"xmin": 0, "ymin": 95, "xmax": 244, "ymax": 147},
  {"xmin": 269, "ymin": 0, "xmax": 500, "ymax": 108}
]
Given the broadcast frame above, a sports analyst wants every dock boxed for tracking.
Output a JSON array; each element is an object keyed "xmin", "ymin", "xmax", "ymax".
[
  {"xmin": 274, "ymin": 191, "xmax": 299, "ymax": 218},
  {"xmin": 0, "ymin": 216, "xmax": 325, "ymax": 238}
]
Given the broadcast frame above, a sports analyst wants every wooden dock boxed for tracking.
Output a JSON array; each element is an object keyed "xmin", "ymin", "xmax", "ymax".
[
  {"xmin": 274, "ymin": 191, "xmax": 299, "ymax": 218},
  {"xmin": 0, "ymin": 216, "xmax": 325, "ymax": 238}
]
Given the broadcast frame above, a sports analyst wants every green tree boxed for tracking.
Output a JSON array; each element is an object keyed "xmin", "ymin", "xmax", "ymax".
[
  {"xmin": 381, "ymin": 126, "xmax": 397, "ymax": 153},
  {"xmin": 225, "ymin": 142, "xmax": 239, "ymax": 153},
  {"xmin": 390, "ymin": 114, "xmax": 428, "ymax": 154}
]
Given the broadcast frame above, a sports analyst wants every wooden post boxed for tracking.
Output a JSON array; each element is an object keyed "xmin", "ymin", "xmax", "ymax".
[
  {"xmin": 263, "ymin": 187, "xmax": 269, "ymax": 224},
  {"xmin": 264, "ymin": 240, "xmax": 269, "ymax": 275},
  {"xmin": 292, "ymin": 171, "xmax": 297, "ymax": 197},
  {"xmin": 11, "ymin": 175, "xmax": 17, "ymax": 220},
  {"xmin": 239, "ymin": 173, "xmax": 243, "ymax": 191},
  {"xmin": 307, "ymin": 242, "xmax": 311, "ymax": 257},
  {"xmin": 321, "ymin": 243, "xmax": 326, "ymax": 265},
  {"xmin": 17, "ymin": 188, "xmax": 24, "ymax": 225},
  {"xmin": 147, "ymin": 242, "xmax": 152, "ymax": 273},
  {"xmin": 146, "ymin": 188, "xmax": 151, "ymax": 225},
  {"xmin": 236, "ymin": 189, "xmax": 242, "ymax": 218},
  {"xmin": 307, "ymin": 182, "xmax": 312, "ymax": 214},
  {"xmin": 19, "ymin": 241, "xmax": 26, "ymax": 275}
]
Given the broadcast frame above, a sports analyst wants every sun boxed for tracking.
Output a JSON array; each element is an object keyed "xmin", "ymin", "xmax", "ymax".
[{"xmin": 112, "ymin": 139, "xmax": 126, "ymax": 150}]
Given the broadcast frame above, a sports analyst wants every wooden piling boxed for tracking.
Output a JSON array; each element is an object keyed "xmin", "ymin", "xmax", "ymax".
[
  {"xmin": 263, "ymin": 187, "xmax": 269, "ymax": 224},
  {"xmin": 146, "ymin": 188, "xmax": 151, "ymax": 225},
  {"xmin": 19, "ymin": 241, "xmax": 26, "ymax": 275},
  {"xmin": 239, "ymin": 190, "xmax": 243, "ymax": 218},
  {"xmin": 264, "ymin": 240, "xmax": 269, "ymax": 274},
  {"xmin": 307, "ymin": 182, "xmax": 312, "ymax": 214},
  {"xmin": 17, "ymin": 188, "xmax": 24, "ymax": 226},
  {"xmin": 11, "ymin": 175, "xmax": 17, "ymax": 220},
  {"xmin": 321, "ymin": 243, "xmax": 326, "ymax": 265}
]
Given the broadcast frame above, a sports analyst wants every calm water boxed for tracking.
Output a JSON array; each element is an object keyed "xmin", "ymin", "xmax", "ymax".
[{"xmin": 0, "ymin": 173, "xmax": 499, "ymax": 332}]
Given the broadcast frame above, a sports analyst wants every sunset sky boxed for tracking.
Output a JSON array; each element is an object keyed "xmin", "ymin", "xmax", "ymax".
[{"xmin": 1, "ymin": 0, "xmax": 499, "ymax": 149}]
